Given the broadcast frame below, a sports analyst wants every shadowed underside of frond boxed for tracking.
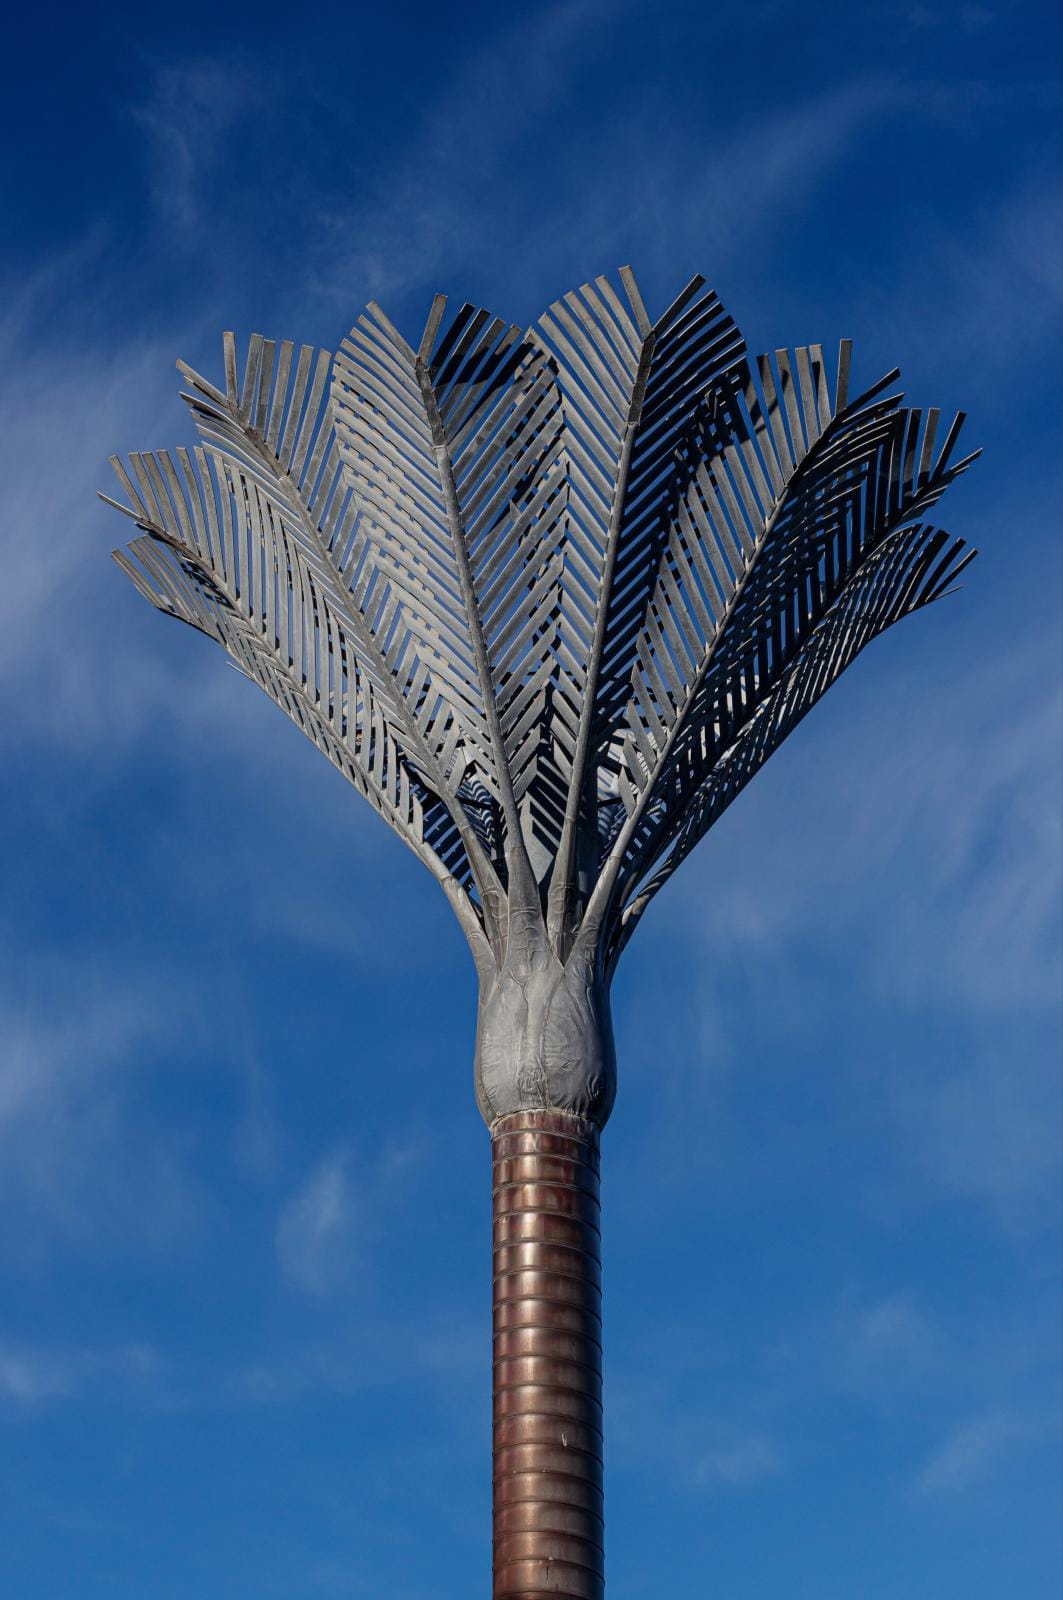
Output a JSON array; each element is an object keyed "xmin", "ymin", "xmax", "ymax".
[
  {"xmin": 103, "ymin": 268, "xmax": 978, "ymax": 970},
  {"xmin": 603, "ymin": 518, "xmax": 975, "ymax": 970}
]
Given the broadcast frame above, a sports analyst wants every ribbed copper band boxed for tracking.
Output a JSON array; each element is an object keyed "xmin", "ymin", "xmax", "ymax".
[{"xmin": 492, "ymin": 1110, "xmax": 604, "ymax": 1600}]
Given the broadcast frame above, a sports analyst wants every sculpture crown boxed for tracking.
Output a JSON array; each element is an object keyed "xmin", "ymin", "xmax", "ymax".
[{"xmin": 103, "ymin": 268, "xmax": 978, "ymax": 978}]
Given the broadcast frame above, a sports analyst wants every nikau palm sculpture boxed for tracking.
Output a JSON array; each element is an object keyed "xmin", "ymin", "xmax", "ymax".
[{"xmin": 104, "ymin": 268, "xmax": 977, "ymax": 1598}]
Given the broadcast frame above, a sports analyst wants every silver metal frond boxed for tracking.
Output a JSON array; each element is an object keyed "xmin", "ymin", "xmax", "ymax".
[{"xmin": 102, "ymin": 269, "xmax": 978, "ymax": 976}]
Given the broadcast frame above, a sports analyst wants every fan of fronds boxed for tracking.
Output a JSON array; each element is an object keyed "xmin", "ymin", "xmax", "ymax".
[{"xmin": 102, "ymin": 269, "xmax": 977, "ymax": 969}]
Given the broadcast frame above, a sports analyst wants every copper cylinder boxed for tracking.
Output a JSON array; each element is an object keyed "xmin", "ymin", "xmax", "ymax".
[{"xmin": 492, "ymin": 1110, "xmax": 604, "ymax": 1600}]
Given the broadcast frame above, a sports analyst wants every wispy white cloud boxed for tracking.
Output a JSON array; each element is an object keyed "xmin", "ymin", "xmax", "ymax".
[
  {"xmin": 917, "ymin": 1406, "xmax": 1050, "ymax": 1496},
  {"xmin": 306, "ymin": 0, "xmax": 638, "ymax": 307},
  {"xmin": 0, "ymin": 1344, "xmax": 70, "ymax": 1403},
  {"xmin": 0, "ymin": 1338, "xmax": 162, "ymax": 1406},
  {"xmin": 0, "ymin": 246, "xmax": 224, "ymax": 753},
  {"xmin": 229, "ymin": 1294, "xmax": 485, "ymax": 1412},
  {"xmin": 275, "ymin": 1147, "xmax": 360, "ymax": 1295},
  {"xmin": 849, "ymin": 1294, "xmax": 936, "ymax": 1377},
  {"xmin": 130, "ymin": 59, "xmax": 263, "ymax": 235},
  {"xmin": 0, "ymin": 967, "xmax": 206, "ymax": 1263},
  {"xmin": 632, "ymin": 81, "xmax": 897, "ymax": 279},
  {"xmin": 696, "ymin": 1434, "xmax": 783, "ymax": 1488},
  {"xmin": 313, "ymin": 68, "xmax": 900, "ymax": 319},
  {"xmin": 0, "ymin": 240, "xmax": 354, "ymax": 792},
  {"xmin": 879, "ymin": 1023, "xmax": 1059, "ymax": 1225},
  {"xmin": 273, "ymin": 1130, "xmax": 447, "ymax": 1300},
  {"xmin": 606, "ymin": 1261, "xmax": 1058, "ymax": 1507},
  {"xmin": 232, "ymin": 1055, "xmax": 280, "ymax": 1182},
  {"xmin": 884, "ymin": 2, "xmax": 1001, "ymax": 37},
  {"xmin": 861, "ymin": 172, "xmax": 1063, "ymax": 402}
]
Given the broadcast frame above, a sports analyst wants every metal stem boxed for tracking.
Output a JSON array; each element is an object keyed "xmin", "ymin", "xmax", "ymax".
[{"xmin": 492, "ymin": 1110, "xmax": 604, "ymax": 1599}]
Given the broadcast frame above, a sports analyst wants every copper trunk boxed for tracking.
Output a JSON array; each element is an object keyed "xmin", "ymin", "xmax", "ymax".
[{"xmin": 492, "ymin": 1111, "xmax": 604, "ymax": 1599}]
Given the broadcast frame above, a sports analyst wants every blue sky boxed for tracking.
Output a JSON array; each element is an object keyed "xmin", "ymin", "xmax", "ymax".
[{"xmin": 1, "ymin": 1, "xmax": 1060, "ymax": 1595}]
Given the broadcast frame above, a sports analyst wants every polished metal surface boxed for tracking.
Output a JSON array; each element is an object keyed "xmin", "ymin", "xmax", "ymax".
[{"xmin": 493, "ymin": 1111, "xmax": 603, "ymax": 1600}]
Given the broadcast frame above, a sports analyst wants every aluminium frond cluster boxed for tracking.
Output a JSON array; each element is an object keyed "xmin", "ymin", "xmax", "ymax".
[{"xmin": 103, "ymin": 269, "xmax": 976, "ymax": 1119}]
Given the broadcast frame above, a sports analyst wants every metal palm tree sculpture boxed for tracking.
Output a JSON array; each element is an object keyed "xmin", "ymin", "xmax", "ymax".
[{"xmin": 103, "ymin": 268, "xmax": 977, "ymax": 1599}]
